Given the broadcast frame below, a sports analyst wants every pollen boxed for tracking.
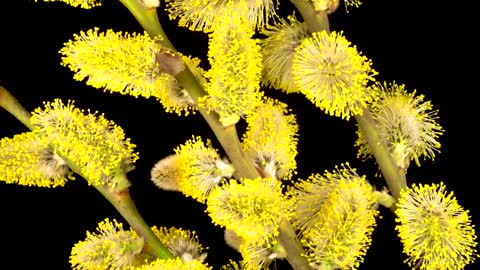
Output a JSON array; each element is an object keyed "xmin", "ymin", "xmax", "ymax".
[
  {"xmin": 70, "ymin": 218, "xmax": 144, "ymax": 269},
  {"xmin": 261, "ymin": 15, "xmax": 309, "ymax": 94},
  {"xmin": 238, "ymin": 239, "xmax": 286, "ymax": 270},
  {"xmin": 395, "ymin": 182, "xmax": 477, "ymax": 270},
  {"xmin": 174, "ymin": 136, "xmax": 235, "ymax": 203},
  {"xmin": 221, "ymin": 260, "xmax": 244, "ymax": 270},
  {"xmin": 135, "ymin": 258, "xmax": 212, "ymax": 270},
  {"xmin": 153, "ymin": 55, "xmax": 203, "ymax": 116},
  {"xmin": 290, "ymin": 164, "xmax": 378, "ymax": 269},
  {"xmin": 242, "ymin": 97, "xmax": 299, "ymax": 180},
  {"xmin": 151, "ymin": 226, "xmax": 208, "ymax": 263},
  {"xmin": 292, "ymin": 31, "xmax": 377, "ymax": 120},
  {"xmin": 206, "ymin": 178, "xmax": 293, "ymax": 245},
  {"xmin": 199, "ymin": 13, "xmax": 263, "ymax": 126},
  {"xmin": 60, "ymin": 28, "xmax": 196, "ymax": 116},
  {"xmin": 165, "ymin": 0, "xmax": 278, "ymax": 32},
  {"xmin": 0, "ymin": 132, "xmax": 73, "ymax": 187},
  {"xmin": 355, "ymin": 82, "xmax": 443, "ymax": 170},
  {"xmin": 31, "ymin": 99, "xmax": 138, "ymax": 188}
]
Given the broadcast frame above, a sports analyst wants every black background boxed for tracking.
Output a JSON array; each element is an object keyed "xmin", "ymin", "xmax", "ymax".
[{"xmin": 1, "ymin": 0, "xmax": 478, "ymax": 269}]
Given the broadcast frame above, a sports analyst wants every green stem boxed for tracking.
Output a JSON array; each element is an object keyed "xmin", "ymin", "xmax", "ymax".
[
  {"xmin": 277, "ymin": 220, "xmax": 312, "ymax": 270},
  {"xmin": 116, "ymin": 2, "xmax": 311, "ymax": 268},
  {"xmin": 0, "ymin": 85, "xmax": 174, "ymax": 259},
  {"xmin": 218, "ymin": 125, "xmax": 259, "ymax": 179},
  {"xmin": 278, "ymin": 3, "xmax": 352, "ymax": 269},
  {"xmin": 60, "ymin": 155, "xmax": 174, "ymax": 259},
  {"xmin": 95, "ymin": 180, "xmax": 175, "ymax": 259},
  {"xmin": 177, "ymin": 69, "xmax": 259, "ymax": 179},
  {"xmin": 289, "ymin": 0, "xmax": 330, "ymax": 33},
  {"xmin": 289, "ymin": 0, "xmax": 407, "ymax": 202},
  {"xmin": 117, "ymin": 0, "xmax": 174, "ymax": 49},
  {"xmin": 354, "ymin": 109, "xmax": 407, "ymax": 200},
  {"xmin": 117, "ymin": 0, "xmax": 259, "ymax": 180},
  {"xmin": 0, "ymin": 85, "xmax": 34, "ymax": 130}
]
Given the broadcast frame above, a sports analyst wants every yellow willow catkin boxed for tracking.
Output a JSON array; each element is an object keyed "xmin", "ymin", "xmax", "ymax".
[
  {"xmin": 290, "ymin": 164, "xmax": 378, "ymax": 269},
  {"xmin": 292, "ymin": 31, "xmax": 377, "ymax": 120},
  {"xmin": 241, "ymin": 97, "xmax": 298, "ymax": 180},
  {"xmin": 207, "ymin": 178, "xmax": 293, "ymax": 246},
  {"xmin": 356, "ymin": 82, "xmax": 443, "ymax": 171},
  {"xmin": 70, "ymin": 218, "xmax": 144, "ymax": 270},
  {"xmin": 238, "ymin": 239, "xmax": 287, "ymax": 270},
  {"xmin": 174, "ymin": 136, "xmax": 235, "ymax": 203},
  {"xmin": 151, "ymin": 154, "xmax": 183, "ymax": 192},
  {"xmin": 165, "ymin": 0, "xmax": 278, "ymax": 32},
  {"xmin": 135, "ymin": 258, "xmax": 212, "ymax": 270},
  {"xmin": 151, "ymin": 226, "xmax": 207, "ymax": 262},
  {"xmin": 0, "ymin": 132, "xmax": 73, "ymax": 187},
  {"xmin": 200, "ymin": 6, "xmax": 263, "ymax": 126},
  {"xmin": 395, "ymin": 183, "xmax": 477, "ymax": 270},
  {"xmin": 60, "ymin": 28, "xmax": 198, "ymax": 115},
  {"xmin": 261, "ymin": 15, "xmax": 309, "ymax": 94},
  {"xmin": 31, "ymin": 99, "xmax": 138, "ymax": 188}
]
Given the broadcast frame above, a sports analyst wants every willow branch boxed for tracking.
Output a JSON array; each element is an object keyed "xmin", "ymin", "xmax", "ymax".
[
  {"xmin": 95, "ymin": 180, "xmax": 175, "ymax": 259},
  {"xmin": 290, "ymin": 0, "xmax": 407, "ymax": 202},
  {"xmin": 115, "ymin": 1, "xmax": 315, "ymax": 268},
  {"xmin": 0, "ymin": 85, "xmax": 174, "ymax": 259},
  {"xmin": 117, "ymin": 0, "xmax": 174, "ymax": 49},
  {"xmin": 354, "ymin": 110, "xmax": 407, "ymax": 200},
  {"xmin": 0, "ymin": 85, "xmax": 34, "ymax": 130},
  {"xmin": 117, "ymin": 0, "xmax": 259, "ymax": 180},
  {"xmin": 277, "ymin": 220, "xmax": 312, "ymax": 270},
  {"xmin": 289, "ymin": 0, "xmax": 329, "ymax": 33}
]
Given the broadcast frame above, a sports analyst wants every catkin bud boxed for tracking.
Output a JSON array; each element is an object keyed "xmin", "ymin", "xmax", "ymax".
[
  {"xmin": 151, "ymin": 154, "xmax": 182, "ymax": 192},
  {"xmin": 140, "ymin": 0, "xmax": 160, "ymax": 9},
  {"xmin": 154, "ymin": 46, "xmax": 184, "ymax": 76}
]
